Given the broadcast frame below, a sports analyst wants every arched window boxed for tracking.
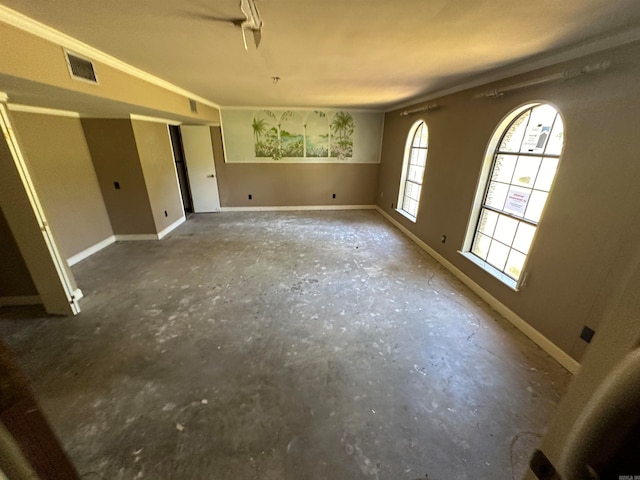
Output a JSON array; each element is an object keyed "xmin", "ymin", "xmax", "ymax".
[
  {"xmin": 467, "ymin": 104, "xmax": 564, "ymax": 286},
  {"xmin": 397, "ymin": 121, "xmax": 429, "ymax": 221}
]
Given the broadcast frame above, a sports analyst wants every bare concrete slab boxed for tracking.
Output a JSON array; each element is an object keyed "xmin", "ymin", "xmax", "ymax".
[{"xmin": 0, "ymin": 210, "xmax": 570, "ymax": 480}]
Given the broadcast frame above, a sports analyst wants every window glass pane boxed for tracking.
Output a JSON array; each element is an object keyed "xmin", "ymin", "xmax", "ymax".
[
  {"xmin": 512, "ymin": 156, "xmax": 542, "ymax": 188},
  {"xmin": 404, "ymin": 198, "xmax": 417, "ymax": 217},
  {"xmin": 486, "ymin": 240, "xmax": 509, "ymax": 271},
  {"xmin": 503, "ymin": 186, "xmax": 532, "ymax": 218},
  {"xmin": 412, "ymin": 123, "xmax": 428, "ymax": 148},
  {"xmin": 499, "ymin": 111, "xmax": 530, "ymax": 152},
  {"xmin": 520, "ymin": 105, "xmax": 557, "ymax": 154},
  {"xmin": 534, "ymin": 157, "xmax": 559, "ymax": 192},
  {"xmin": 408, "ymin": 165, "xmax": 424, "ymax": 183},
  {"xmin": 403, "ymin": 183, "xmax": 412, "ymax": 201},
  {"xmin": 524, "ymin": 190, "xmax": 548, "ymax": 223},
  {"xmin": 478, "ymin": 209, "xmax": 498, "ymax": 236},
  {"xmin": 491, "ymin": 154, "xmax": 517, "ymax": 183},
  {"xmin": 505, "ymin": 249, "xmax": 526, "ymax": 280},
  {"xmin": 545, "ymin": 116, "xmax": 564, "ymax": 156},
  {"xmin": 493, "ymin": 214, "xmax": 518, "ymax": 245},
  {"xmin": 405, "ymin": 183, "xmax": 421, "ymax": 202},
  {"xmin": 485, "ymin": 182, "xmax": 509, "ymax": 209},
  {"xmin": 512, "ymin": 222, "xmax": 536, "ymax": 254},
  {"xmin": 410, "ymin": 148, "xmax": 427, "ymax": 167},
  {"xmin": 472, "ymin": 233, "xmax": 491, "ymax": 260}
]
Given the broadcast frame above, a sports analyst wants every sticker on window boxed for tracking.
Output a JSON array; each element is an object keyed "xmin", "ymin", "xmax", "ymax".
[{"xmin": 504, "ymin": 189, "xmax": 530, "ymax": 216}]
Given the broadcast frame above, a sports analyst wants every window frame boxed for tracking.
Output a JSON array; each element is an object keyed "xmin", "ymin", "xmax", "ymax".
[
  {"xmin": 396, "ymin": 120, "xmax": 429, "ymax": 222},
  {"xmin": 460, "ymin": 102, "xmax": 564, "ymax": 290}
]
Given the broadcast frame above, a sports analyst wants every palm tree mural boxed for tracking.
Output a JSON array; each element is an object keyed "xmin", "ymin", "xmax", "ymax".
[
  {"xmin": 257, "ymin": 110, "xmax": 295, "ymax": 160},
  {"xmin": 251, "ymin": 117, "xmax": 267, "ymax": 156},
  {"xmin": 305, "ymin": 111, "xmax": 328, "ymax": 158},
  {"xmin": 252, "ymin": 109, "xmax": 354, "ymax": 160},
  {"xmin": 330, "ymin": 112, "xmax": 354, "ymax": 159}
]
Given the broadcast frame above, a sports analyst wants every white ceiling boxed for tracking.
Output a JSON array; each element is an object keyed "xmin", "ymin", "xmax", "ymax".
[{"xmin": 2, "ymin": 0, "xmax": 640, "ymax": 109}]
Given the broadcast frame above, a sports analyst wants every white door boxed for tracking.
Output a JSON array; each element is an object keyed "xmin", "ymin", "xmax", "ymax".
[{"xmin": 180, "ymin": 125, "xmax": 221, "ymax": 212}]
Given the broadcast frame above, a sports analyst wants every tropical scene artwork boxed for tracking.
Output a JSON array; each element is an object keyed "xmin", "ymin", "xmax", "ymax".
[
  {"xmin": 252, "ymin": 110, "xmax": 354, "ymax": 160},
  {"xmin": 221, "ymin": 108, "xmax": 383, "ymax": 164}
]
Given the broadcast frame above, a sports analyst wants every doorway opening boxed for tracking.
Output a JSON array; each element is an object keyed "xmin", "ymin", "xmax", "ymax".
[{"xmin": 168, "ymin": 125, "xmax": 193, "ymax": 214}]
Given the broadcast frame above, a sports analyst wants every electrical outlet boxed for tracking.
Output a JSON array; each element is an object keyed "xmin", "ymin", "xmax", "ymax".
[
  {"xmin": 332, "ymin": 193, "xmax": 336, "ymax": 199},
  {"xmin": 113, "ymin": 181, "xmax": 120, "ymax": 190},
  {"xmin": 441, "ymin": 235, "xmax": 447, "ymax": 243},
  {"xmin": 580, "ymin": 326, "xmax": 595, "ymax": 343},
  {"xmin": 164, "ymin": 210, "xmax": 168, "ymax": 217},
  {"xmin": 248, "ymin": 194, "xmax": 252, "ymax": 200}
]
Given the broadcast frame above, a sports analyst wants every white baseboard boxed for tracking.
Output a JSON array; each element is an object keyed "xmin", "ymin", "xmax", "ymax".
[
  {"xmin": 73, "ymin": 288, "xmax": 83, "ymax": 301},
  {"xmin": 0, "ymin": 295, "xmax": 42, "ymax": 307},
  {"xmin": 375, "ymin": 206, "xmax": 580, "ymax": 375},
  {"xmin": 114, "ymin": 234, "xmax": 159, "ymax": 241},
  {"xmin": 67, "ymin": 236, "xmax": 116, "ymax": 266},
  {"xmin": 65, "ymin": 220, "xmax": 187, "ymax": 266},
  {"xmin": 220, "ymin": 205, "xmax": 377, "ymax": 212},
  {"xmin": 157, "ymin": 215, "xmax": 186, "ymax": 239}
]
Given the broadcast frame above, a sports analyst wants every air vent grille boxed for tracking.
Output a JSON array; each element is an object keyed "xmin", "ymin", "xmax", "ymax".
[
  {"xmin": 65, "ymin": 51, "xmax": 97, "ymax": 83},
  {"xmin": 189, "ymin": 99, "xmax": 198, "ymax": 113}
]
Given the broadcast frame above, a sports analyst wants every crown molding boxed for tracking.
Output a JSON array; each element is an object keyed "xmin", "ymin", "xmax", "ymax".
[
  {"xmin": 130, "ymin": 114, "xmax": 181, "ymax": 125},
  {"xmin": 387, "ymin": 25, "xmax": 640, "ymax": 112},
  {"xmin": 8, "ymin": 103, "xmax": 80, "ymax": 117},
  {"xmin": 0, "ymin": 4, "xmax": 220, "ymax": 110},
  {"xmin": 221, "ymin": 105, "xmax": 384, "ymax": 113}
]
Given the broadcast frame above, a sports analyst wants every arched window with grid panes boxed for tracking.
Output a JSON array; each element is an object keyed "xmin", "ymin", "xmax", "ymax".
[
  {"xmin": 468, "ymin": 104, "xmax": 564, "ymax": 286},
  {"xmin": 397, "ymin": 121, "xmax": 428, "ymax": 221}
]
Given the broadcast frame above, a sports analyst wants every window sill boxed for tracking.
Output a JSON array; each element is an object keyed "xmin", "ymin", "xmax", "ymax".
[
  {"xmin": 395, "ymin": 208, "xmax": 417, "ymax": 223},
  {"xmin": 458, "ymin": 251, "xmax": 520, "ymax": 292}
]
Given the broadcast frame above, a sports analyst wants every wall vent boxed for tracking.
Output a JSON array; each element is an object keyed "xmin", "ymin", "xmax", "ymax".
[
  {"xmin": 64, "ymin": 50, "xmax": 98, "ymax": 84},
  {"xmin": 189, "ymin": 99, "xmax": 198, "ymax": 113}
]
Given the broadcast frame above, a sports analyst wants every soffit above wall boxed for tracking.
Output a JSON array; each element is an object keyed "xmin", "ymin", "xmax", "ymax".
[
  {"xmin": 0, "ymin": 74, "xmax": 214, "ymax": 124},
  {"xmin": 1, "ymin": 0, "xmax": 640, "ymax": 109}
]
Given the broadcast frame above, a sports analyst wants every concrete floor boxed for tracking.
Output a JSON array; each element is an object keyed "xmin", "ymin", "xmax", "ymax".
[{"xmin": 0, "ymin": 210, "xmax": 571, "ymax": 480}]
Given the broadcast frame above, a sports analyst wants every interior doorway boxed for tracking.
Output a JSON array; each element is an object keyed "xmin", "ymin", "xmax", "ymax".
[{"xmin": 168, "ymin": 125, "xmax": 193, "ymax": 214}]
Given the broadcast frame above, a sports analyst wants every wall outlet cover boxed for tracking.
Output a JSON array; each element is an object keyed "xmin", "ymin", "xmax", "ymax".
[{"xmin": 580, "ymin": 326, "xmax": 595, "ymax": 343}]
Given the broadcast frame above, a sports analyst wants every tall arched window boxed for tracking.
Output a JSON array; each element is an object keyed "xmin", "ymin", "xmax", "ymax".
[
  {"xmin": 397, "ymin": 121, "xmax": 428, "ymax": 221},
  {"xmin": 467, "ymin": 103, "xmax": 564, "ymax": 286}
]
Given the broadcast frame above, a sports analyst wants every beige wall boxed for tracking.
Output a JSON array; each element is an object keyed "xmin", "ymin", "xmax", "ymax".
[
  {"xmin": 211, "ymin": 127, "xmax": 379, "ymax": 207},
  {"xmin": 82, "ymin": 119, "xmax": 156, "ymax": 235},
  {"xmin": 9, "ymin": 111, "xmax": 113, "ymax": 258},
  {"xmin": 0, "ymin": 207, "xmax": 37, "ymax": 297},
  {"xmin": 131, "ymin": 120, "xmax": 184, "ymax": 232},
  {"xmin": 377, "ymin": 42, "xmax": 640, "ymax": 362}
]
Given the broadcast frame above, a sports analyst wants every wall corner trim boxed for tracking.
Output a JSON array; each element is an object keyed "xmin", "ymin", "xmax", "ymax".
[
  {"xmin": 66, "ymin": 218, "xmax": 186, "ymax": 267},
  {"xmin": 8, "ymin": 104, "xmax": 80, "ymax": 118},
  {"xmin": 0, "ymin": 295, "xmax": 42, "ymax": 307},
  {"xmin": 66, "ymin": 235, "xmax": 116, "ymax": 266},
  {"xmin": 157, "ymin": 215, "xmax": 186, "ymax": 239},
  {"xmin": 374, "ymin": 206, "xmax": 580, "ymax": 375},
  {"xmin": 114, "ymin": 234, "xmax": 159, "ymax": 241},
  {"xmin": 130, "ymin": 114, "xmax": 181, "ymax": 126},
  {"xmin": 220, "ymin": 205, "xmax": 377, "ymax": 212}
]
